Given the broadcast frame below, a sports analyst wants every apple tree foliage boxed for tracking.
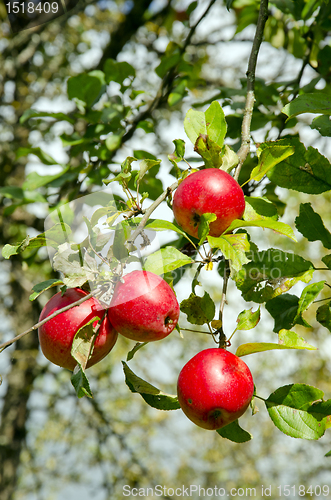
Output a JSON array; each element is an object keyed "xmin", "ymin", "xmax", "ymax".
[{"xmin": 1, "ymin": 0, "xmax": 331, "ymax": 451}]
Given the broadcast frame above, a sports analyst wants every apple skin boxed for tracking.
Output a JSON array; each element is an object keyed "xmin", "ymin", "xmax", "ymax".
[
  {"xmin": 172, "ymin": 168, "xmax": 245, "ymax": 239},
  {"xmin": 177, "ymin": 348, "xmax": 254, "ymax": 430},
  {"xmin": 108, "ymin": 270, "xmax": 180, "ymax": 342},
  {"xmin": 38, "ymin": 288, "xmax": 118, "ymax": 371}
]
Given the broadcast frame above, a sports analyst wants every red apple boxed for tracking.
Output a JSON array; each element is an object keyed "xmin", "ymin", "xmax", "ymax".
[
  {"xmin": 108, "ymin": 270, "xmax": 180, "ymax": 342},
  {"xmin": 172, "ymin": 168, "xmax": 245, "ymax": 238},
  {"xmin": 177, "ymin": 348, "xmax": 254, "ymax": 430},
  {"xmin": 38, "ymin": 288, "xmax": 118, "ymax": 371}
]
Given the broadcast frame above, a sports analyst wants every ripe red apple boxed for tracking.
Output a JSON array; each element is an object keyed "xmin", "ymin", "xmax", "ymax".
[
  {"xmin": 108, "ymin": 270, "xmax": 180, "ymax": 342},
  {"xmin": 38, "ymin": 288, "xmax": 118, "ymax": 371},
  {"xmin": 172, "ymin": 168, "xmax": 245, "ymax": 239},
  {"xmin": 177, "ymin": 348, "xmax": 254, "ymax": 430}
]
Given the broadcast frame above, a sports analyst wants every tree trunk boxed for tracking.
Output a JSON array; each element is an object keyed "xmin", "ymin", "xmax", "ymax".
[{"xmin": 0, "ymin": 261, "xmax": 41, "ymax": 500}]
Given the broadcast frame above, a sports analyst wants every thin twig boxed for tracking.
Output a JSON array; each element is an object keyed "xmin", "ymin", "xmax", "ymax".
[
  {"xmin": 234, "ymin": 0, "xmax": 269, "ymax": 181},
  {"xmin": 0, "ymin": 290, "xmax": 101, "ymax": 353},
  {"xmin": 126, "ymin": 181, "xmax": 178, "ymax": 248},
  {"xmin": 218, "ymin": 260, "xmax": 230, "ymax": 348}
]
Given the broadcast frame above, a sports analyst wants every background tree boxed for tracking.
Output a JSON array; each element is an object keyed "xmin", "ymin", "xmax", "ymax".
[{"xmin": 1, "ymin": 1, "xmax": 331, "ymax": 499}]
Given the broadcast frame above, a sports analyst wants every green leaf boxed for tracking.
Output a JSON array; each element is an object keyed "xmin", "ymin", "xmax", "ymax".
[
  {"xmin": 265, "ymin": 282, "xmax": 324, "ymax": 333},
  {"xmin": 282, "ymin": 93, "xmax": 331, "ymax": 120},
  {"xmin": 29, "ymin": 279, "xmax": 64, "ymax": 301},
  {"xmin": 266, "ymin": 137, "xmax": 331, "ymax": 194},
  {"xmin": 294, "ymin": 281, "xmax": 325, "ymax": 323},
  {"xmin": 136, "ymin": 159, "xmax": 161, "ymax": 184},
  {"xmin": 105, "ymin": 133, "xmax": 123, "ymax": 151},
  {"xmin": 180, "ymin": 291, "xmax": 215, "ymax": 325},
  {"xmin": 17, "ymin": 147, "xmax": 58, "ymax": 166},
  {"xmin": 322, "ymin": 254, "xmax": 331, "ymax": 270},
  {"xmin": 122, "ymin": 362, "xmax": 180, "ymax": 410},
  {"xmin": 198, "ymin": 213, "xmax": 217, "ymax": 245},
  {"xmin": 71, "ymin": 317, "xmax": 100, "ymax": 370},
  {"xmin": 311, "ymin": 115, "xmax": 331, "ymax": 137},
  {"xmin": 126, "ymin": 342, "xmax": 148, "ymax": 361},
  {"xmin": 184, "ymin": 101, "xmax": 227, "ymax": 148},
  {"xmin": 235, "ymin": 249, "xmax": 314, "ymax": 303},
  {"xmin": 217, "ymin": 420, "xmax": 252, "ymax": 442},
  {"xmin": 266, "ymin": 294, "xmax": 301, "ymax": 332},
  {"xmin": 194, "ymin": 135, "xmax": 223, "ymax": 168},
  {"xmin": 0, "ymin": 186, "xmax": 24, "ymax": 200},
  {"xmin": 144, "ymin": 246, "xmax": 193, "ymax": 276},
  {"xmin": 71, "ymin": 366, "xmax": 93, "ymax": 399},
  {"xmin": 173, "ymin": 139, "xmax": 185, "ymax": 158},
  {"xmin": 226, "ymin": 218, "xmax": 296, "ymax": 242},
  {"xmin": 144, "ymin": 219, "xmax": 187, "ymax": 237},
  {"xmin": 235, "ymin": 336, "xmax": 316, "ymax": 357},
  {"xmin": 295, "ymin": 203, "xmax": 331, "ymax": 249},
  {"xmin": 236, "ymin": 307, "xmax": 260, "ymax": 331},
  {"xmin": 20, "ymin": 109, "xmax": 75, "ymax": 124},
  {"xmin": 316, "ymin": 302, "xmax": 331, "ymax": 332},
  {"xmin": 278, "ymin": 329, "xmax": 317, "ymax": 351},
  {"xmin": 67, "ymin": 74, "xmax": 103, "ymax": 107},
  {"xmin": 103, "ymin": 59, "xmax": 135, "ymax": 86},
  {"xmin": 250, "ymin": 144, "xmax": 295, "ymax": 182},
  {"xmin": 23, "ymin": 168, "xmax": 70, "ymax": 190},
  {"xmin": 243, "ymin": 197, "xmax": 278, "ymax": 221},
  {"xmin": 208, "ymin": 233, "xmax": 250, "ymax": 273},
  {"xmin": 265, "ymin": 384, "xmax": 327, "ymax": 439}
]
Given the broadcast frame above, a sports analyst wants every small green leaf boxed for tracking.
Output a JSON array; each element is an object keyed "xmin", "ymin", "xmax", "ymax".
[
  {"xmin": 71, "ymin": 317, "xmax": 100, "ymax": 370},
  {"xmin": 265, "ymin": 384, "xmax": 327, "ymax": 440},
  {"xmin": 20, "ymin": 109, "xmax": 75, "ymax": 124},
  {"xmin": 122, "ymin": 362, "xmax": 180, "ymax": 410},
  {"xmin": 184, "ymin": 101, "xmax": 227, "ymax": 148},
  {"xmin": 311, "ymin": 115, "xmax": 331, "ymax": 137},
  {"xmin": 71, "ymin": 366, "xmax": 93, "ymax": 398},
  {"xmin": 282, "ymin": 93, "xmax": 331, "ymax": 120},
  {"xmin": 265, "ymin": 294, "xmax": 301, "ymax": 332},
  {"xmin": 136, "ymin": 159, "xmax": 161, "ymax": 184},
  {"xmin": 208, "ymin": 233, "xmax": 250, "ymax": 273},
  {"xmin": 144, "ymin": 219, "xmax": 186, "ymax": 237},
  {"xmin": 126, "ymin": 342, "xmax": 148, "ymax": 361},
  {"xmin": 295, "ymin": 203, "xmax": 331, "ymax": 249},
  {"xmin": 194, "ymin": 135, "xmax": 223, "ymax": 168},
  {"xmin": 17, "ymin": 147, "xmax": 58, "ymax": 167},
  {"xmin": 236, "ymin": 307, "xmax": 260, "ymax": 331},
  {"xmin": 217, "ymin": 419, "xmax": 252, "ymax": 442},
  {"xmin": 226, "ymin": 218, "xmax": 296, "ymax": 242},
  {"xmin": 144, "ymin": 246, "xmax": 193, "ymax": 276},
  {"xmin": 173, "ymin": 139, "xmax": 185, "ymax": 158},
  {"xmin": 294, "ymin": 280, "xmax": 325, "ymax": 324},
  {"xmin": 67, "ymin": 74, "xmax": 103, "ymax": 107},
  {"xmin": 235, "ymin": 336, "xmax": 316, "ymax": 357},
  {"xmin": 266, "ymin": 137, "xmax": 331, "ymax": 194},
  {"xmin": 322, "ymin": 254, "xmax": 331, "ymax": 270},
  {"xmin": 316, "ymin": 302, "xmax": 331, "ymax": 332},
  {"xmin": 278, "ymin": 329, "xmax": 317, "ymax": 350},
  {"xmin": 29, "ymin": 279, "xmax": 64, "ymax": 301},
  {"xmin": 243, "ymin": 197, "xmax": 278, "ymax": 221},
  {"xmin": 198, "ymin": 213, "xmax": 217, "ymax": 245},
  {"xmin": 103, "ymin": 59, "xmax": 135, "ymax": 86},
  {"xmin": 180, "ymin": 291, "xmax": 215, "ymax": 325},
  {"xmin": 250, "ymin": 144, "xmax": 295, "ymax": 182}
]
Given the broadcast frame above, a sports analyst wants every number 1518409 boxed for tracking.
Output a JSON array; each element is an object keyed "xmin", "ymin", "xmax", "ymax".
[
  {"xmin": 6, "ymin": 2, "xmax": 59, "ymax": 15},
  {"xmin": 277, "ymin": 485, "xmax": 330, "ymax": 497}
]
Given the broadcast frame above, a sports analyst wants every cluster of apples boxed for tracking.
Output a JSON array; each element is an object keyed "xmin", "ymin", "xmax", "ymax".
[{"xmin": 38, "ymin": 168, "xmax": 254, "ymax": 430}]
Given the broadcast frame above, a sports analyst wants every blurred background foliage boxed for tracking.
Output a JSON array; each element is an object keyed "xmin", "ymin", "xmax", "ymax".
[{"xmin": 1, "ymin": 0, "xmax": 331, "ymax": 499}]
